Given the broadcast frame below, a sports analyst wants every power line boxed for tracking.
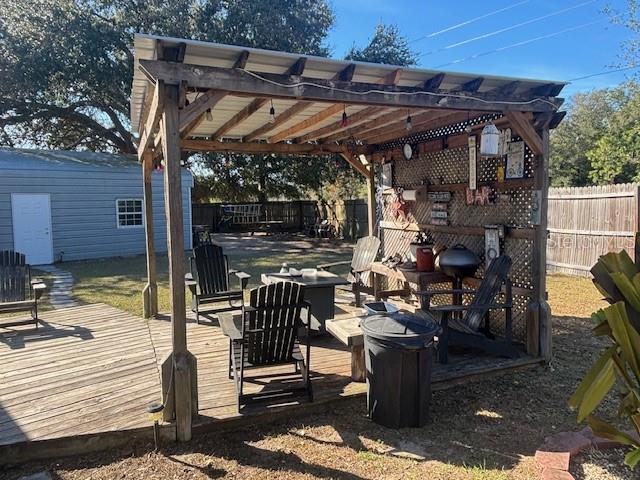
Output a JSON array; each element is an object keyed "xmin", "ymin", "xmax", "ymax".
[
  {"xmin": 410, "ymin": 1, "xmax": 531, "ymax": 43},
  {"xmin": 418, "ymin": 0, "xmax": 598, "ymax": 58},
  {"xmin": 567, "ymin": 65, "xmax": 638, "ymax": 82},
  {"xmin": 431, "ymin": 19, "xmax": 604, "ymax": 69}
]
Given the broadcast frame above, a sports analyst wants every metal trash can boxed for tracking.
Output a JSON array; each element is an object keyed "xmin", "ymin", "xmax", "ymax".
[{"xmin": 361, "ymin": 313, "xmax": 441, "ymax": 428}]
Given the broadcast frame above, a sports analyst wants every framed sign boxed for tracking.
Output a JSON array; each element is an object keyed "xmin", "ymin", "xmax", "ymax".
[
  {"xmin": 468, "ymin": 136, "xmax": 477, "ymax": 189},
  {"xmin": 506, "ymin": 141, "xmax": 525, "ymax": 179},
  {"xmin": 382, "ymin": 161, "xmax": 393, "ymax": 189}
]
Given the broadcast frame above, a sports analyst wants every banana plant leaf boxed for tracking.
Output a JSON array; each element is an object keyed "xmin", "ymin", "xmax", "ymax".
[
  {"xmin": 605, "ymin": 302, "xmax": 640, "ymax": 381},
  {"xmin": 625, "ymin": 448, "xmax": 640, "ymax": 468},
  {"xmin": 600, "ymin": 250, "xmax": 637, "ymax": 281},
  {"xmin": 588, "ymin": 415, "xmax": 640, "ymax": 448},
  {"xmin": 610, "ymin": 272, "xmax": 640, "ymax": 312},
  {"xmin": 569, "ymin": 346, "xmax": 616, "ymax": 421}
]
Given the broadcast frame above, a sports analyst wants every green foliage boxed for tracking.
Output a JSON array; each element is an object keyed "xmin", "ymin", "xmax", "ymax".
[
  {"xmin": 606, "ymin": 0, "xmax": 639, "ymax": 69},
  {"xmin": 345, "ymin": 24, "xmax": 418, "ymax": 66},
  {"xmin": 0, "ymin": 0, "xmax": 334, "ymax": 152},
  {"xmin": 550, "ymin": 81, "xmax": 640, "ymax": 186},
  {"xmin": 569, "ymin": 250, "xmax": 640, "ymax": 469}
]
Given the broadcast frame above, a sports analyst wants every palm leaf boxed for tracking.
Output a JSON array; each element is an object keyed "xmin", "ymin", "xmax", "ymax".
[
  {"xmin": 569, "ymin": 346, "xmax": 616, "ymax": 421},
  {"xmin": 606, "ymin": 302, "xmax": 640, "ymax": 380},
  {"xmin": 588, "ymin": 415, "xmax": 640, "ymax": 447},
  {"xmin": 610, "ymin": 272, "xmax": 640, "ymax": 312}
]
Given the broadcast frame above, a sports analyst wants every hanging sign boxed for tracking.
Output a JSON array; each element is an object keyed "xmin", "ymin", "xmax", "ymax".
[
  {"xmin": 468, "ymin": 136, "xmax": 477, "ymax": 189},
  {"xmin": 382, "ymin": 161, "xmax": 393, "ymax": 189},
  {"xmin": 506, "ymin": 141, "xmax": 525, "ymax": 179}
]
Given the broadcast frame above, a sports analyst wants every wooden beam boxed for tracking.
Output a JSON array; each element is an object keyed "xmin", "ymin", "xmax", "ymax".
[
  {"xmin": 157, "ymin": 41, "xmax": 186, "ymax": 62},
  {"xmin": 382, "ymin": 68, "xmax": 402, "ymax": 86},
  {"xmin": 295, "ymin": 107, "xmax": 384, "ymax": 143},
  {"xmin": 363, "ymin": 111, "xmax": 470, "ymax": 144},
  {"xmin": 242, "ymin": 101, "xmax": 312, "ymax": 142},
  {"xmin": 506, "ymin": 111, "xmax": 544, "ymax": 155},
  {"xmin": 455, "ymin": 77, "xmax": 484, "ymax": 93},
  {"xmin": 322, "ymin": 109, "xmax": 408, "ymax": 143},
  {"xmin": 141, "ymin": 151, "xmax": 158, "ymax": 319},
  {"xmin": 211, "ymin": 98, "xmax": 268, "ymax": 140},
  {"xmin": 179, "ymin": 90, "xmax": 227, "ymax": 134},
  {"xmin": 548, "ymin": 111, "xmax": 566, "ymax": 130},
  {"xmin": 139, "ymin": 60, "xmax": 562, "ymax": 113},
  {"xmin": 531, "ymin": 83, "xmax": 565, "ymax": 97},
  {"xmin": 334, "ymin": 63, "xmax": 356, "ymax": 82},
  {"xmin": 182, "ymin": 138, "xmax": 371, "ymax": 155},
  {"xmin": 423, "ymin": 73, "xmax": 445, "ymax": 91},
  {"xmin": 137, "ymin": 81, "xmax": 165, "ymax": 160},
  {"xmin": 491, "ymin": 81, "xmax": 520, "ymax": 97},
  {"xmin": 339, "ymin": 152, "xmax": 369, "ymax": 177},
  {"xmin": 287, "ymin": 57, "xmax": 307, "ymax": 76},
  {"xmin": 233, "ymin": 50, "xmax": 250, "ymax": 69},
  {"xmin": 366, "ymin": 164, "xmax": 376, "ymax": 236},
  {"xmin": 160, "ymin": 83, "xmax": 193, "ymax": 442},
  {"xmin": 269, "ymin": 103, "xmax": 344, "ymax": 143}
]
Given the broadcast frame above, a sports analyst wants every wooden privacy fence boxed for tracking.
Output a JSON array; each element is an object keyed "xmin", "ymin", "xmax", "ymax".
[{"xmin": 546, "ymin": 184, "xmax": 639, "ymax": 277}]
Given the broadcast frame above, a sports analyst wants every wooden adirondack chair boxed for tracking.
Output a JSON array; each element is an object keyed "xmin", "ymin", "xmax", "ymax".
[
  {"xmin": 416, "ymin": 255, "xmax": 519, "ymax": 364},
  {"xmin": 0, "ymin": 250, "xmax": 46, "ymax": 328},
  {"xmin": 185, "ymin": 244, "xmax": 250, "ymax": 324},
  {"xmin": 317, "ymin": 235, "xmax": 380, "ymax": 307},
  {"xmin": 219, "ymin": 281, "xmax": 312, "ymax": 411}
]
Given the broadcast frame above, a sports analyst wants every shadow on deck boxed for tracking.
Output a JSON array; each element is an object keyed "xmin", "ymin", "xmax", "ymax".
[{"xmin": 0, "ymin": 302, "xmax": 541, "ymax": 465}]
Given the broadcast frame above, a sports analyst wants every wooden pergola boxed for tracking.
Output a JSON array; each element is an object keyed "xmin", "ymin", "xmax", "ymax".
[{"xmin": 132, "ymin": 33, "xmax": 565, "ymax": 441}]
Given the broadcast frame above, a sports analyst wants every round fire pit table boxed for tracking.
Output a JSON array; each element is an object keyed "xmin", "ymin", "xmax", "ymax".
[{"xmin": 361, "ymin": 313, "xmax": 441, "ymax": 428}]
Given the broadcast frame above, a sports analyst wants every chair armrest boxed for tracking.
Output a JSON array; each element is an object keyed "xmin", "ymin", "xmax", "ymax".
[
  {"xmin": 185, "ymin": 273, "xmax": 197, "ymax": 293},
  {"xmin": 233, "ymin": 271, "xmax": 251, "ymax": 290},
  {"xmin": 220, "ymin": 314, "xmax": 243, "ymax": 341},
  {"xmin": 32, "ymin": 282, "xmax": 46, "ymax": 300},
  {"xmin": 415, "ymin": 288, "xmax": 477, "ymax": 297},
  {"xmin": 317, "ymin": 260, "xmax": 351, "ymax": 271}
]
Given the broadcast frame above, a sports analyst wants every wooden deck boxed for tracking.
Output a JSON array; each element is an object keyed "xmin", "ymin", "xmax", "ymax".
[{"xmin": 0, "ymin": 302, "xmax": 541, "ymax": 463}]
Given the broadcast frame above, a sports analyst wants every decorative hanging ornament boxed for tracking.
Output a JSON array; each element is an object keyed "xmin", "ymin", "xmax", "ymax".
[
  {"xmin": 341, "ymin": 106, "xmax": 348, "ymax": 127},
  {"xmin": 480, "ymin": 122, "xmax": 500, "ymax": 157},
  {"xmin": 405, "ymin": 110, "xmax": 412, "ymax": 131},
  {"xmin": 205, "ymin": 108, "xmax": 213, "ymax": 122},
  {"xmin": 269, "ymin": 100, "xmax": 276, "ymax": 123}
]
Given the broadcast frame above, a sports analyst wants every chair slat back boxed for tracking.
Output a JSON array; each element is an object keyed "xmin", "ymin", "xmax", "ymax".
[
  {"xmin": 348, "ymin": 236, "xmax": 380, "ymax": 285},
  {"xmin": 0, "ymin": 251, "xmax": 29, "ymax": 303},
  {"xmin": 245, "ymin": 281, "xmax": 305, "ymax": 365},
  {"xmin": 464, "ymin": 255, "xmax": 512, "ymax": 331},
  {"xmin": 193, "ymin": 244, "xmax": 229, "ymax": 295}
]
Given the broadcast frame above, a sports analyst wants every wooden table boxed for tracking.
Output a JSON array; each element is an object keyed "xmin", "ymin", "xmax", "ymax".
[
  {"xmin": 261, "ymin": 271, "xmax": 349, "ymax": 333},
  {"xmin": 369, "ymin": 262, "xmax": 452, "ymax": 300},
  {"xmin": 325, "ymin": 316, "xmax": 366, "ymax": 382}
]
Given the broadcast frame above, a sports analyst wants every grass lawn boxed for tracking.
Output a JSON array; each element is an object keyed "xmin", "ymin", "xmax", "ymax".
[{"xmin": 9, "ymin": 238, "xmax": 629, "ymax": 480}]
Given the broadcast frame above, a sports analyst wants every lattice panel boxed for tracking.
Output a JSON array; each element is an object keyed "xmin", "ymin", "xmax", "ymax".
[{"xmin": 379, "ymin": 134, "xmax": 539, "ymax": 344}]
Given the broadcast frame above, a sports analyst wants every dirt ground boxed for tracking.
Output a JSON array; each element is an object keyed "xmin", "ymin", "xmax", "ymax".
[{"xmin": 2, "ymin": 275, "xmax": 634, "ymax": 480}]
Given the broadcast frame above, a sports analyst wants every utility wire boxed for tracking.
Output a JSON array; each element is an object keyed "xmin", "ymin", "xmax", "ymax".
[
  {"xmin": 418, "ymin": 0, "xmax": 597, "ymax": 58},
  {"xmin": 567, "ymin": 65, "xmax": 638, "ymax": 82},
  {"xmin": 410, "ymin": 0, "xmax": 531, "ymax": 43},
  {"xmin": 431, "ymin": 19, "xmax": 604, "ymax": 69}
]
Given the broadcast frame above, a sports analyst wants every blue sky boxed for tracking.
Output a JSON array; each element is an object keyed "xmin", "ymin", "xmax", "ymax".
[{"xmin": 328, "ymin": 0, "xmax": 636, "ymax": 98}]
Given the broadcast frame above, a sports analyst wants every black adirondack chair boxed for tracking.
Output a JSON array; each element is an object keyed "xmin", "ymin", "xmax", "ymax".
[
  {"xmin": 0, "ymin": 250, "xmax": 46, "ymax": 328},
  {"xmin": 185, "ymin": 244, "xmax": 250, "ymax": 324},
  {"xmin": 220, "ymin": 281, "xmax": 312, "ymax": 411},
  {"xmin": 416, "ymin": 255, "xmax": 519, "ymax": 364},
  {"xmin": 317, "ymin": 235, "xmax": 380, "ymax": 307}
]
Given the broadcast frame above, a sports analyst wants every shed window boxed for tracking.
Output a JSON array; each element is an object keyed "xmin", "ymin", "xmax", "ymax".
[{"xmin": 116, "ymin": 199, "xmax": 143, "ymax": 228}]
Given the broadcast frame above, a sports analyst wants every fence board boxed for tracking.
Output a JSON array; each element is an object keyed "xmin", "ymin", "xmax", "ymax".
[{"xmin": 546, "ymin": 184, "xmax": 638, "ymax": 277}]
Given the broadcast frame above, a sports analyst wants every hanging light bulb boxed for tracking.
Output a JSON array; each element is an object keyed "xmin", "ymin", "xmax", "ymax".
[
  {"xmin": 205, "ymin": 108, "xmax": 213, "ymax": 122},
  {"xmin": 340, "ymin": 106, "xmax": 348, "ymax": 127},
  {"xmin": 269, "ymin": 100, "xmax": 276, "ymax": 123},
  {"xmin": 405, "ymin": 110, "xmax": 412, "ymax": 131}
]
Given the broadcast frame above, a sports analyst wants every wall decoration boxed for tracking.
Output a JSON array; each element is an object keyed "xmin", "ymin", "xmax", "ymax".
[
  {"xmin": 480, "ymin": 122, "xmax": 500, "ymax": 156},
  {"xmin": 375, "ymin": 185, "xmax": 385, "ymax": 225},
  {"xmin": 428, "ymin": 191, "xmax": 451, "ymax": 226},
  {"xmin": 402, "ymin": 143, "xmax": 413, "ymax": 160},
  {"xmin": 465, "ymin": 186, "xmax": 496, "ymax": 206},
  {"xmin": 427, "ymin": 191, "xmax": 452, "ymax": 203},
  {"xmin": 468, "ymin": 136, "xmax": 477, "ymax": 189},
  {"xmin": 389, "ymin": 187, "xmax": 410, "ymax": 223},
  {"xmin": 382, "ymin": 161, "xmax": 393, "ymax": 189},
  {"xmin": 506, "ymin": 140, "xmax": 525, "ymax": 179},
  {"xmin": 484, "ymin": 224, "xmax": 504, "ymax": 266},
  {"xmin": 531, "ymin": 190, "xmax": 542, "ymax": 225}
]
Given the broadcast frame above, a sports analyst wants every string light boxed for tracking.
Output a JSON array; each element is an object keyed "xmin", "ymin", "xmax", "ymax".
[
  {"xmin": 405, "ymin": 110, "xmax": 412, "ymax": 131},
  {"xmin": 269, "ymin": 99, "xmax": 276, "ymax": 123},
  {"xmin": 341, "ymin": 105, "xmax": 348, "ymax": 127},
  {"xmin": 205, "ymin": 108, "xmax": 213, "ymax": 122}
]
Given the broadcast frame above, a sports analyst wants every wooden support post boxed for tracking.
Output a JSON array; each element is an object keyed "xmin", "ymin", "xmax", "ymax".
[
  {"xmin": 366, "ymin": 163, "xmax": 376, "ymax": 237},
  {"xmin": 142, "ymin": 151, "xmax": 158, "ymax": 318},
  {"xmin": 159, "ymin": 84, "xmax": 197, "ymax": 442},
  {"xmin": 527, "ymin": 126, "xmax": 552, "ymax": 361},
  {"xmin": 635, "ymin": 185, "xmax": 640, "ymax": 268}
]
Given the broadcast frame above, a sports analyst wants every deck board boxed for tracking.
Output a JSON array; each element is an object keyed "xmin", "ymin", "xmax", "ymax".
[{"xmin": 0, "ymin": 302, "xmax": 539, "ymax": 453}]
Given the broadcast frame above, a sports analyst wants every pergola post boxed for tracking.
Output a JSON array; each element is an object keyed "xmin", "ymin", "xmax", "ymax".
[
  {"xmin": 159, "ymin": 83, "xmax": 198, "ymax": 441},
  {"xmin": 142, "ymin": 150, "xmax": 158, "ymax": 318},
  {"xmin": 366, "ymin": 164, "xmax": 376, "ymax": 237}
]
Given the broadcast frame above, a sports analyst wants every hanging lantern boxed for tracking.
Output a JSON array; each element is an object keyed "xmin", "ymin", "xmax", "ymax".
[
  {"xmin": 205, "ymin": 108, "xmax": 213, "ymax": 122},
  {"xmin": 340, "ymin": 106, "xmax": 348, "ymax": 127},
  {"xmin": 480, "ymin": 122, "xmax": 500, "ymax": 157},
  {"xmin": 269, "ymin": 100, "xmax": 276, "ymax": 123},
  {"xmin": 405, "ymin": 110, "xmax": 412, "ymax": 131}
]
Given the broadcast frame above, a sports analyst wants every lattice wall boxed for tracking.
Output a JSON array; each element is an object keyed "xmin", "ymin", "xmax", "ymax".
[{"xmin": 378, "ymin": 134, "xmax": 539, "ymax": 344}]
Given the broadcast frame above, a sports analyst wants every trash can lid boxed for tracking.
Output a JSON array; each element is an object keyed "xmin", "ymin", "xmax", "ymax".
[{"xmin": 361, "ymin": 312, "xmax": 441, "ymax": 348}]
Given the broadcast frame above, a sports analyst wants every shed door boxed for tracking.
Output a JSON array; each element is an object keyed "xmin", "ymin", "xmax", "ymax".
[{"xmin": 11, "ymin": 194, "xmax": 54, "ymax": 265}]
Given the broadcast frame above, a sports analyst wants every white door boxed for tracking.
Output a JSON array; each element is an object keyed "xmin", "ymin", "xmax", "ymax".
[{"xmin": 11, "ymin": 194, "xmax": 54, "ymax": 265}]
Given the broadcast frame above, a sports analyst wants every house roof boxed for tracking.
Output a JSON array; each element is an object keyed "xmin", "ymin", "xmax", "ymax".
[{"xmin": 131, "ymin": 33, "xmax": 566, "ymax": 149}]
